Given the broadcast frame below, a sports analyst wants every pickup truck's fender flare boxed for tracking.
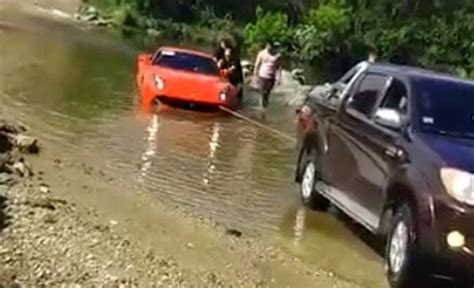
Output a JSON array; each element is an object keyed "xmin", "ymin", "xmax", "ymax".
[{"xmin": 379, "ymin": 165, "xmax": 437, "ymax": 251}]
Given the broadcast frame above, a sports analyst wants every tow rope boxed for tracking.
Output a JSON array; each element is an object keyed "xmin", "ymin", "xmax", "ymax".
[{"xmin": 218, "ymin": 105, "xmax": 296, "ymax": 143}]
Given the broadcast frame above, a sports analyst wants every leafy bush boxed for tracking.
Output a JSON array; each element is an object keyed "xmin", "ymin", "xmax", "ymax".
[
  {"xmin": 244, "ymin": 7, "xmax": 291, "ymax": 55},
  {"xmin": 291, "ymin": 3, "xmax": 350, "ymax": 62},
  {"xmin": 84, "ymin": 0, "xmax": 474, "ymax": 79}
]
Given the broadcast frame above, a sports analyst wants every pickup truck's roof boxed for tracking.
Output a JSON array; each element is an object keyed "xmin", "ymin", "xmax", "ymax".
[{"xmin": 365, "ymin": 62, "xmax": 474, "ymax": 85}]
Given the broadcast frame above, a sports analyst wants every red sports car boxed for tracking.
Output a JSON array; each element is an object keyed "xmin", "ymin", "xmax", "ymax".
[{"xmin": 136, "ymin": 46, "xmax": 239, "ymax": 110}]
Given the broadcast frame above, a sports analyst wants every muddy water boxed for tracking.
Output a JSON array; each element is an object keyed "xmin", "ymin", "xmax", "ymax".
[{"xmin": 0, "ymin": 7, "xmax": 386, "ymax": 288}]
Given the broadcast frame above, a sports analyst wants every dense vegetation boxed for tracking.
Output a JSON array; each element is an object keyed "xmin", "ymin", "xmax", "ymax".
[{"xmin": 84, "ymin": 0, "xmax": 474, "ymax": 79}]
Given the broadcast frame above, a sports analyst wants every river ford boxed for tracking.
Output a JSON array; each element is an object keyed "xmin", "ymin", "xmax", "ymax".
[{"xmin": 0, "ymin": 1, "xmax": 387, "ymax": 287}]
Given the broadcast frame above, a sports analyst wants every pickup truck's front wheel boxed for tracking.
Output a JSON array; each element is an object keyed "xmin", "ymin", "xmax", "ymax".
[
  {"xmin": 299, "ymin": 154, "xmax": 329, "ymax": 210},
  {"xmin": 385, "ymin": 204, "xmax": 427, "ymax": 287}
]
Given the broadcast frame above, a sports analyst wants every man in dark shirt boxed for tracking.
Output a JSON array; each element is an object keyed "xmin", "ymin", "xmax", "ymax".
[
  {"xmin": 213, "ymin": 39, "xmax": 230, "ymax": 68},
  {"xmin": 221, "ymin": 48, "xmax": 244, "ymax": 101}
]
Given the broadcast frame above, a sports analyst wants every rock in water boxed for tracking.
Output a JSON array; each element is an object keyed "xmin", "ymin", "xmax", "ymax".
[
  {"xmin": 0, "ymin": 119, "xmax": 26, "ymax": 134},
  {"xmin": 0, "ymin": 133, "xmax": 13, "ymax": 153},
  {"xmin": 39, "ymin": 184, "xmax": 50, "ymax": 194},
  {"xmin": 14, "ymin": 134, "xmax": 39, "ymax": 154},
  {"xmin": 12, "ymin": 160, "xmax": 32, "ymax": 178},
  {"xmin": 225, "ymin": 228, "xmax": 243, "ymax": 238},
  {"xmin": 0, "ymin": 173, "xmax": 11, "ymax": 184},
  {"xmin": 291, "ymin": 69, "xmax": 306, "ymax": 85}
]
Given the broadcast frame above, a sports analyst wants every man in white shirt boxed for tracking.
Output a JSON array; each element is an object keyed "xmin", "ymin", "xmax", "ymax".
[{"xmin": 253, "ymin": 42, "xmax": 282, "ymax": 108}]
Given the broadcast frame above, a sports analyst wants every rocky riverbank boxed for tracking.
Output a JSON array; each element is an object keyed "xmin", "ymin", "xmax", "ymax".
[{"xmin": 0, "ymin": 118, "xmax": 207, "ymax": 286}]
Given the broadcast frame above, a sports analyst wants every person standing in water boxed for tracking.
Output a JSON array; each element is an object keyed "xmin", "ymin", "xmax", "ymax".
[
  {"xmin": 221, "ymin": 48, "xmax": 244, "ymax": 102},
  {"xmin": 213, "ymin": 39, "xmax": 230, "ymax": 69},
  {"xmin": 253, "ymin": 42, "xmax": 282, "ymax": 109},
  {"xmin": 368, "ymin": 49, "xmax": 378, "ymax": 63}
]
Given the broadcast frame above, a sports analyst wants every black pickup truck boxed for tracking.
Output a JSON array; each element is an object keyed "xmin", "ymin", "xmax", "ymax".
[{"xmin": 295, "ymin": 62, "xmax": 474, "ymax": 287}]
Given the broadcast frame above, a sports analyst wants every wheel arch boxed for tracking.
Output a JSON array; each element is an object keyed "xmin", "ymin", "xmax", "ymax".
[
  {"xmin": 378, "ymin": 167, "xmax": 436, "ymax": 251},
  {"xmin": 295, "ymin": 131, "xmax": 323, "ymax": 183},
  {"xmin": 379, "ymin": 182, "xmax": 419, "ymax": 236},
  {"xmin": 378, "ymin": 166, "xmax": 421, "ymax": 236}
]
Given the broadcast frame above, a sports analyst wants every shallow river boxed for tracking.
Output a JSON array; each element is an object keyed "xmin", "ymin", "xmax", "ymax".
[{"xmin": 0, "ymin": 6, "xmax": 386, "ymax": 287}]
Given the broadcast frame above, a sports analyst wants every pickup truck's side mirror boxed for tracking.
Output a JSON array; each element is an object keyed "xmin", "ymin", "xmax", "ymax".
[{"xmin": 374, "ymin": 108, "xmax": 403, "ymax": 130}]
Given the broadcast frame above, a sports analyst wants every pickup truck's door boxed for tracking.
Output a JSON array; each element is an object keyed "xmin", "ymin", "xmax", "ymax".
[
  {"xmin": 346, "ymin": 78, "xmax": 409, "ymax": 217},
  {"xmin": 325, "ymin": 72, "xmax": 390, "ymax": 227}
]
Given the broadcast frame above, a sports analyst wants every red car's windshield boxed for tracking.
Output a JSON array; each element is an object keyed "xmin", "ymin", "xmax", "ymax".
[{"xmin": 153, "ymin": 50, "xmax": 219, "ymax": 76}]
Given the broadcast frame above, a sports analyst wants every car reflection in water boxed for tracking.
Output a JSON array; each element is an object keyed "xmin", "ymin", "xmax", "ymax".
[
  {"xmin": 203, "ymin": 122, "xmax": 221, "ymax": 186},
  {"xmin": 138, "ymin": 113, "xmax": 160, "ymax": 183}
]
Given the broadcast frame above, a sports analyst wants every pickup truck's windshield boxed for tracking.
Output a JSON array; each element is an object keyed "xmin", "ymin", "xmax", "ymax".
[
  {"xmin": 153, "ymin": 50, "xmax": 219, "ymax": 76},
  {"xmin": 415, "ymin": 77, "xmax": 474, "ymax": 139}
]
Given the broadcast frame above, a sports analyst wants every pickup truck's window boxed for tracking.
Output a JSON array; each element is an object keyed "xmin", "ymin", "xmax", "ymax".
[
  {"xmin": 379, "ymin": 79, "xmax": 408, "ymax": 115},
  {"xmin": 415, "ymin": 77, "xmax": 474, "ymax": 139},
  {"xmin": 347, "ymin": 73, "xmax": 387, "ymax": 117},
  {"xmin": 337, "ymin": 62, "xmax": 367, "ymax": 85},
  {"xmin": 153, "ymin": 51, "xmax": 219, "ymax": 76},
  {"xmin": 339, "ymin": 65, "xmax": 358, "ymax": 84}
]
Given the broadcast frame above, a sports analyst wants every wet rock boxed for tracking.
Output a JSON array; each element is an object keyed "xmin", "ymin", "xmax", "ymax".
[
  {"xmin": 25, "ymin": 197, "xmax": 67, "ymax": 211},
  {"xmin": 0, "ymin": 133, "xmax": 13, "ymax": 153},
  {"xmin": 39, "ymin": 184, "xmax": 50, "ymax": 194},
  {"xmin": 76, "ymin": 5, "xmax": 112, "ymax": 27},
  {"xmin": 0, "ymin": 173, "xmax": 14, "ymax": 185},
  {"xmin": 0, "ymin": 119, "xmax": 26, "ymax": 134},
  {"xmin": 93, "ymin": 224, "xmax": 110, "ymax": 233},
  {"xmin": 241, "ymin": 60, "xmax": 254, "ymax": 80},
  {"xmin": 291, "ymin": 68, "xmax": 306, "ymax": 85},
  {"xmin": 25, "ymin": 198, "xmax": 56, "ymax": 211},
  {"xmin": 225, "ymin": 228, "xmax": 242, "ymax": 238},
  {"xmin": 43, "ymin": 213, "xmax": 57, "ymax": 224},
  {"xmin": 92, "ymin": 18, "xmax": 113, "ymax": 27},
  {"xmin": 13, "ymin": 134, "xmax": 39, "ymax": 154},
  {"xmin": 82, "ymin": 6, "xmax": 99, "ymax": 22},
  {"xmin": 11, "ymin": 160, "xmax": 32, "ymax": 178},
  {"xmin": 82, "ymin": 164, "xmax": 93, "ymax": 175}
]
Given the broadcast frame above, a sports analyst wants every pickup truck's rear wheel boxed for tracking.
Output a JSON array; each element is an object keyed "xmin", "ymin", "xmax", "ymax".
[
  {"xmin": 299, "ymin": 153, "xmax": 329, "ymax": 210},
  {"xmin": 385, "ymin": 204, "xmax": 427, "ymax": 287}
]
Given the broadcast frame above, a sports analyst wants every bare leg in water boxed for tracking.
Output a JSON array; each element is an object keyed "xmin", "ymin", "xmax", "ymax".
[{"xmin": 259, "ymin": 78, "xmax": 275, "ymax": 109}]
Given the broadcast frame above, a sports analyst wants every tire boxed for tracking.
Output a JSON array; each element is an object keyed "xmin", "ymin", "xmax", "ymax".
[
  {"xmin": 385, "ymin": 204, "xmax": 427, "ymax": 288},
  {"xmin": 299, "ymin": 150, "xmax": 329, "ymax": 210}
]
